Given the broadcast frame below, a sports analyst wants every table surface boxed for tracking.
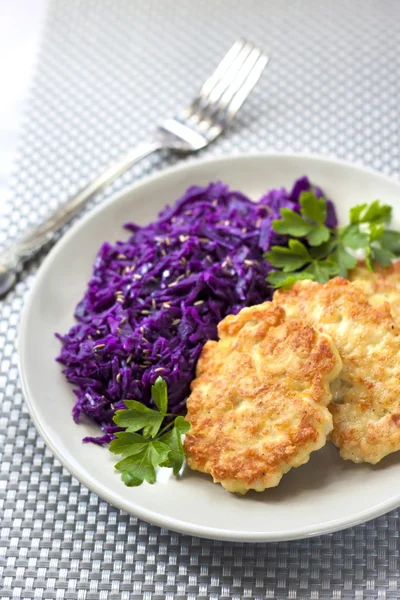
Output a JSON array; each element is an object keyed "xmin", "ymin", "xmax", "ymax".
[
  {"xmin": 0, "ymin": 0, "xmax": 47, "ymax": 212},
  {"xmin": 1, "ymin": 1, "xmax": 400, "ymax": 599}
]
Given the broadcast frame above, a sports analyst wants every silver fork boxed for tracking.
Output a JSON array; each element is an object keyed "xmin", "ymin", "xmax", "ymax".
[{"xmin": 0, "ymin": 39, "xmax": 269, "ymax": 297}]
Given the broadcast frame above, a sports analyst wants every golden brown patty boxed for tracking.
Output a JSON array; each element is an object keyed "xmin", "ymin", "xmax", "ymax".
[
  {"xmin": 184, "ymin": 302, "xmax": 342, "ymax": 493},
  {"xmin": 349, "ymin": 260, "xmax": 400, "ymax": 320},
  {"xmin": 274, "ymin": 277, "xmax": 400, "ymax": 464}
]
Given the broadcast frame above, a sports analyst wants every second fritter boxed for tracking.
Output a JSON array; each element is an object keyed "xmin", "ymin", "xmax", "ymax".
[
  {"xmin": 274, "ymin": 277, "xmax": 400, "ymax": 465},
  {"xmin": 184, "ymin": 302, "xmax": 342, "ymax": 494},
  {"xmin": 349, "ymin": 260, "xmax": 400, "ymax": 320}
]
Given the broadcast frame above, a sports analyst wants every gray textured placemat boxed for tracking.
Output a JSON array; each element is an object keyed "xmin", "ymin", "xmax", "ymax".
[{"xmin": 1, "ymin": 0, "xmax": 400, "ymax": 598}]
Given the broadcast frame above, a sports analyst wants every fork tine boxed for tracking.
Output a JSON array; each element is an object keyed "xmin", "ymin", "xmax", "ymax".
[
  {"xmin": 223, "ymin": 53, "xmax": 269, "ymax": 123},
  {"xmin": 200, "ymin": 41, "xmax": 256, "ymax": 115},
  {"xmin": 210, "ymin": 46, "xmax": 265, "ymax": 117},
  {"xmin": 197, "ymin": 39, "xmax": 245, "ymax": 102},
  {"xmin": 183, "ymin": 39, "xmax": 245, "ymax": 118}
]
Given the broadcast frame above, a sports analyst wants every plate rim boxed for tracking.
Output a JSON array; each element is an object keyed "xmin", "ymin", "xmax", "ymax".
[{"xmin": 18, "ymin": 151, "xmax": 400, "ymax": 542}]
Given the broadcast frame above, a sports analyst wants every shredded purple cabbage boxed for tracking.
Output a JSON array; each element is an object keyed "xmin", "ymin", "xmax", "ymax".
[{"xmin": 56, "ymin": 176, "xmax": 335, "ymax": 444}]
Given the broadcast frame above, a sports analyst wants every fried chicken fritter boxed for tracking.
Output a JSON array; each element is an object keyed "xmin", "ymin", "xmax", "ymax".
[
  {"xmin": 184, "ymin": 303, "xmax": 342, "ymax": 493},
  {"xmin": 274, "ymin": 277, "xmax": 400, "ymax": 464},
  {"xmin": 349, "ymin": 260, "xmax": 400, "ymax": 320}
]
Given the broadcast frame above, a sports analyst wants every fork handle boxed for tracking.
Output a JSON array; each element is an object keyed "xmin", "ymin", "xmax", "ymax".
[{"xmin": 0, "ymin": 140, "xmax": 162, "ymax": 295}]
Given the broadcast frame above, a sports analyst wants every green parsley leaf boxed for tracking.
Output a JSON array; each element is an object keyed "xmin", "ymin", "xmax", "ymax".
[
  {"xmin": 308, "ymin": 237, "xmax": 337, "ymax": 260},
  {"xmin": 370, "ymin": 245, "xmax": 395, "ymax": 267},
  {"xmin": 362, "ymin": 201, "xmax": 392, "ymax": 224},
  {"xmin": 335, "ymin": 244, "xmax": 357, "ymax": 277},
  {"xmin": 379, "ymin": 230, "xmax": 400, "ymax": 254},
  {"xmin": 115, "ymin": 440, "xmax": 171, "ymax": 486},
  {"xmin": 114, "ymin": 400, "xmax": 164, "ymax": 438},
  {"xmin": 159, "ymin": 416, "xmax": 191, "ymax": 474},
  {"xmin": 340, "ymin": 224, "xmax": 369, "ymax": 249},
  {"xmin": 265, "ymin": 240, "xmax": 311, "ymax": 272},
  {"xmin": 151, "ymin": 376, "xmax": 168, "ymax": 414},
  {"xmin": 305, "ymin": 259, "xmax": 339, "ymax": 283},
  {"xmin": 121, "ymin": 472, "xmax": 143, "ymax": 487},
  {"xmin": 174, "ymin": 415, "xmax": 191, "ymax": 434},
  {"xmin": 272, "ymin": 193, "xmax": 334, "ymax": 246},
  {"xmin": 349, "ymin": 203, "xmax": 367, "ymax": 225},
  {"xmin": 109, "ymin": 431, "xmax": 149, "ymax": 457},
  {"xmin": 272, "ymin": 209, "xmax": 314, "ymax": 237},
  {"xmin": 110, "ymin": 378, "xmax": 191, "ymax": 487},
  {"xmin": 350, "ymin": 200, "xmax": 391, "ymax": 225},
  {"xmin": 299, "ymin": 191, "xmax": 327, "ymax": 225},
  {"xmin": 266, "ymin": 271, "xmax": 315, "ymax": 288},
  {"xmin": 306, "ymin": 224, "xmax": 330, "ymax": 247},
  {"xmin": 369, "ymin": 223, "xmax": 385, "ymax": 242}
]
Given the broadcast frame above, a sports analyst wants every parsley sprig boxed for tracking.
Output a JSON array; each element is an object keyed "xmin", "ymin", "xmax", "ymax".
[
  {"xmin": 110, "ymin": 377, "xmax": 190, "ymax": 486},
  {"xmin": 265, "ymin": 193, "xmax": 400, "ymax": 288}
]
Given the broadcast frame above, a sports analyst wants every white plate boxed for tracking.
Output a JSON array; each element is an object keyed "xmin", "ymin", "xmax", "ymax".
[{"xmin": 19, "ymin": 153, "xmax": 400, "ymax": 542}]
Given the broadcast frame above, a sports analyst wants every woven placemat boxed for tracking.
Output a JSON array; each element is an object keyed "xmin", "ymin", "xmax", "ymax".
[{"xmin": 1, "ymin": 0, "xmax": 400, "ymax": 598}]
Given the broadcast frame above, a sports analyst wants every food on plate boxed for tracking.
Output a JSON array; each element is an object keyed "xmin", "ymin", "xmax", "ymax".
[
  {"xmin": 56, "ymin": 170, "xmax": 400, "ymax": 488},
  {"xmin": 183, "ymin": 302, "xmax": 342, "ymax": 493},
  {"xmin": 274, "ymin": 277, "xmax": 400, "ymax": 464},
  {"xmin": 56, "ymin": 177, "xmax": 329, "ymax": 444},
  {"xmin": 349, "ymin": 260, "xmax": 400, "ymax": 320}
]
